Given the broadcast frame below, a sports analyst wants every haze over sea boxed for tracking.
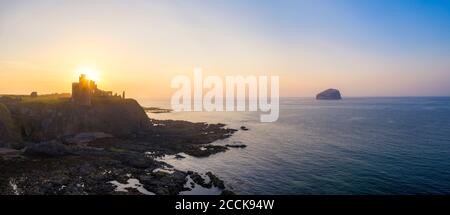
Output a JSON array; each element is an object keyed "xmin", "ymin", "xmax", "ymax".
[{"xmin": 140, "ymin": 97, "xmax": 450, "ymax": 194}]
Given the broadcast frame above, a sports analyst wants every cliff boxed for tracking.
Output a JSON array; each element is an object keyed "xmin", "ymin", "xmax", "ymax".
[
  {"xmin": 0, "ymin": 104, "xmax": 23, "ymax": 149},
  {"xmin": 0, "ymin": 97, "xmax": 150, "ymax": 145},
  {"xmin": 0, "ymin": 95, "xmax": 238, "ymax": 195},
  {"xmin": 316, "ymin": 88, "xmax": 342, "ymax": 100}
]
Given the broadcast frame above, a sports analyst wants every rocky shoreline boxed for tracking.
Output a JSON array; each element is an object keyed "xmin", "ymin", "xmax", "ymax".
[
  {"xmin": 0, "ymin": 96, "xmax": 241, "ymax": 195},
  {"xmin": 0, "ymin": 118, "xmax": 238, "ymax": 195}
]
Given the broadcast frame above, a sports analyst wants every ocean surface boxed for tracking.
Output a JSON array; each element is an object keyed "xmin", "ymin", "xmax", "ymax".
[{"xmin": 139, "ymin": 97, "xmax": 450, "ymax": 194}]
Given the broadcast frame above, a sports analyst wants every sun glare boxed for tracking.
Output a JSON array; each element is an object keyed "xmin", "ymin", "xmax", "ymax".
[{"xmin": 76, "ymin": 67, "xmax": 101, "ymax": 83}]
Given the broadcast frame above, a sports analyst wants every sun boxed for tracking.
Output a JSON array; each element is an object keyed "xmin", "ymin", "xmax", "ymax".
[{"xmin": 75, "ymin": 67, "xmax": 101, "ymax": 83}]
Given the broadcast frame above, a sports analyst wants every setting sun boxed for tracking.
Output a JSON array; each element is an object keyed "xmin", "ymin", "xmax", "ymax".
[{"xmin": 75, "ymin": 67, "xmax": 101, "ymax": 83}]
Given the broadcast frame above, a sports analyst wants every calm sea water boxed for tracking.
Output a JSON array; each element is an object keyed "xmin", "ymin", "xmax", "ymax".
[{"xmin": 139, "ymin": 97, "xmax": 450, "ymax": 194}]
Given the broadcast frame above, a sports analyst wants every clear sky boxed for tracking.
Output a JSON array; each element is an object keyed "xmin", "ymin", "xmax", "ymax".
[{"xmin": 1, "ymin": 0, "xmax": 450, "ymax": 98}]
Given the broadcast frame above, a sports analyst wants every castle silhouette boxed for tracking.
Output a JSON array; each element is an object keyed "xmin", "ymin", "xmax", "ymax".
[{"xmin": 72, "ymin": 74, "xmax": 124, "ymax": 106}]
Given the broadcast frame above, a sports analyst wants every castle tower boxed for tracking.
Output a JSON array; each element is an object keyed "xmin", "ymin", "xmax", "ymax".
[
  {"xmin": 71, "ymin": 74, "xmax": 114, "ymax": 105},
  {"xmin": 72, "ymin": 74, "xmax": 92, "ymax": 106}
]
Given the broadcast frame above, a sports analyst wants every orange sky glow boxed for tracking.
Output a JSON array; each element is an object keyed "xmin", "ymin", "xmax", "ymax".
[{"xmin": 1, "ymin": 1, "xmax": 450, "ymax": 98}]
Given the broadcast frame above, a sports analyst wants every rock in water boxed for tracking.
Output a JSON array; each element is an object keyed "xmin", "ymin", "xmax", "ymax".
[
  {"xmin": 316, "ymin": 89, "xmax": 342, "ymax": 100},
  {"xmin": 240, "ymin": 126, "xmax": 249, "ymax": 131}
]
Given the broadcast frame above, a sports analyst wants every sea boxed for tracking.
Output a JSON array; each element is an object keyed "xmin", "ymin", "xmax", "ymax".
[{"xmin": 139, "ymin": 97, "xmax": 450, "ymax": 194}]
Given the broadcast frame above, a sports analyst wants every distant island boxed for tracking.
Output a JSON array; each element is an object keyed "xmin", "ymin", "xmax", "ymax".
[
  {"xmin": 316, "ymin": 88, "xmax": 342, "ymax": 100},
  {"xmin": 0, "ymin": 74, "xmax": 239, "ymax": 195}
]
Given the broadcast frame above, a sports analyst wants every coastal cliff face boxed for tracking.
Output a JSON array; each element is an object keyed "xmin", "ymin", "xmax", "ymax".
[
  {"xmin": 0, "ymin": 97, "xmax": 150, "ymax": 145},
  {"xmin": 0, "ymin": 104, "xmax": 23, "ymax": 149}
]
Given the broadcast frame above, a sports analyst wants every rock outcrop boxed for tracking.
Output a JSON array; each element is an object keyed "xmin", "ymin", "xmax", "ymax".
[
  {"xmin": 316, "ymin": 88, "xmax": 342, "ymax": 100},
  {"xmin": 24, "ymin": 140, "xmax": 73, "ymax": 157},
  {"xmin": 1, "ymin": 98, "xmax": 150, "ymax": 144},
  {"xmin": 0, "ymin": 104, "xmax": 23, "ymax": 149}
]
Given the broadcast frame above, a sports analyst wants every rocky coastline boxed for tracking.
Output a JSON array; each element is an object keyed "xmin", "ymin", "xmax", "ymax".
[{"xmin": 0, "ymin": 95, "xmax": 240, "ymax": 195}]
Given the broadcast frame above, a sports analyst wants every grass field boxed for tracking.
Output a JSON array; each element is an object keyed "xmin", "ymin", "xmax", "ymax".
[
  {"xmin": 19, "ymin": 93, "xmax": 72, "ymax": 104},
  {"xmin": 0, "ymin": 93, "xmax": 130, "ymax": 106}
]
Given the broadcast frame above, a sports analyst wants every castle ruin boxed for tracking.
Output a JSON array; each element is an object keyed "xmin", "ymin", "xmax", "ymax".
[{"xmin": 72, "ymin": 74, "xmax": 121, "ymax": 106}]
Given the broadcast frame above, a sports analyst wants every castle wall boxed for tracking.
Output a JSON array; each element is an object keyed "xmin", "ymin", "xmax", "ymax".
[
  {"xmin": 72, "ymin": 75, "xmax": 92, "ymax": 106},
  {"xmin": 72, "ymin": 74, "xmax": 114, "ymax": 106}
]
